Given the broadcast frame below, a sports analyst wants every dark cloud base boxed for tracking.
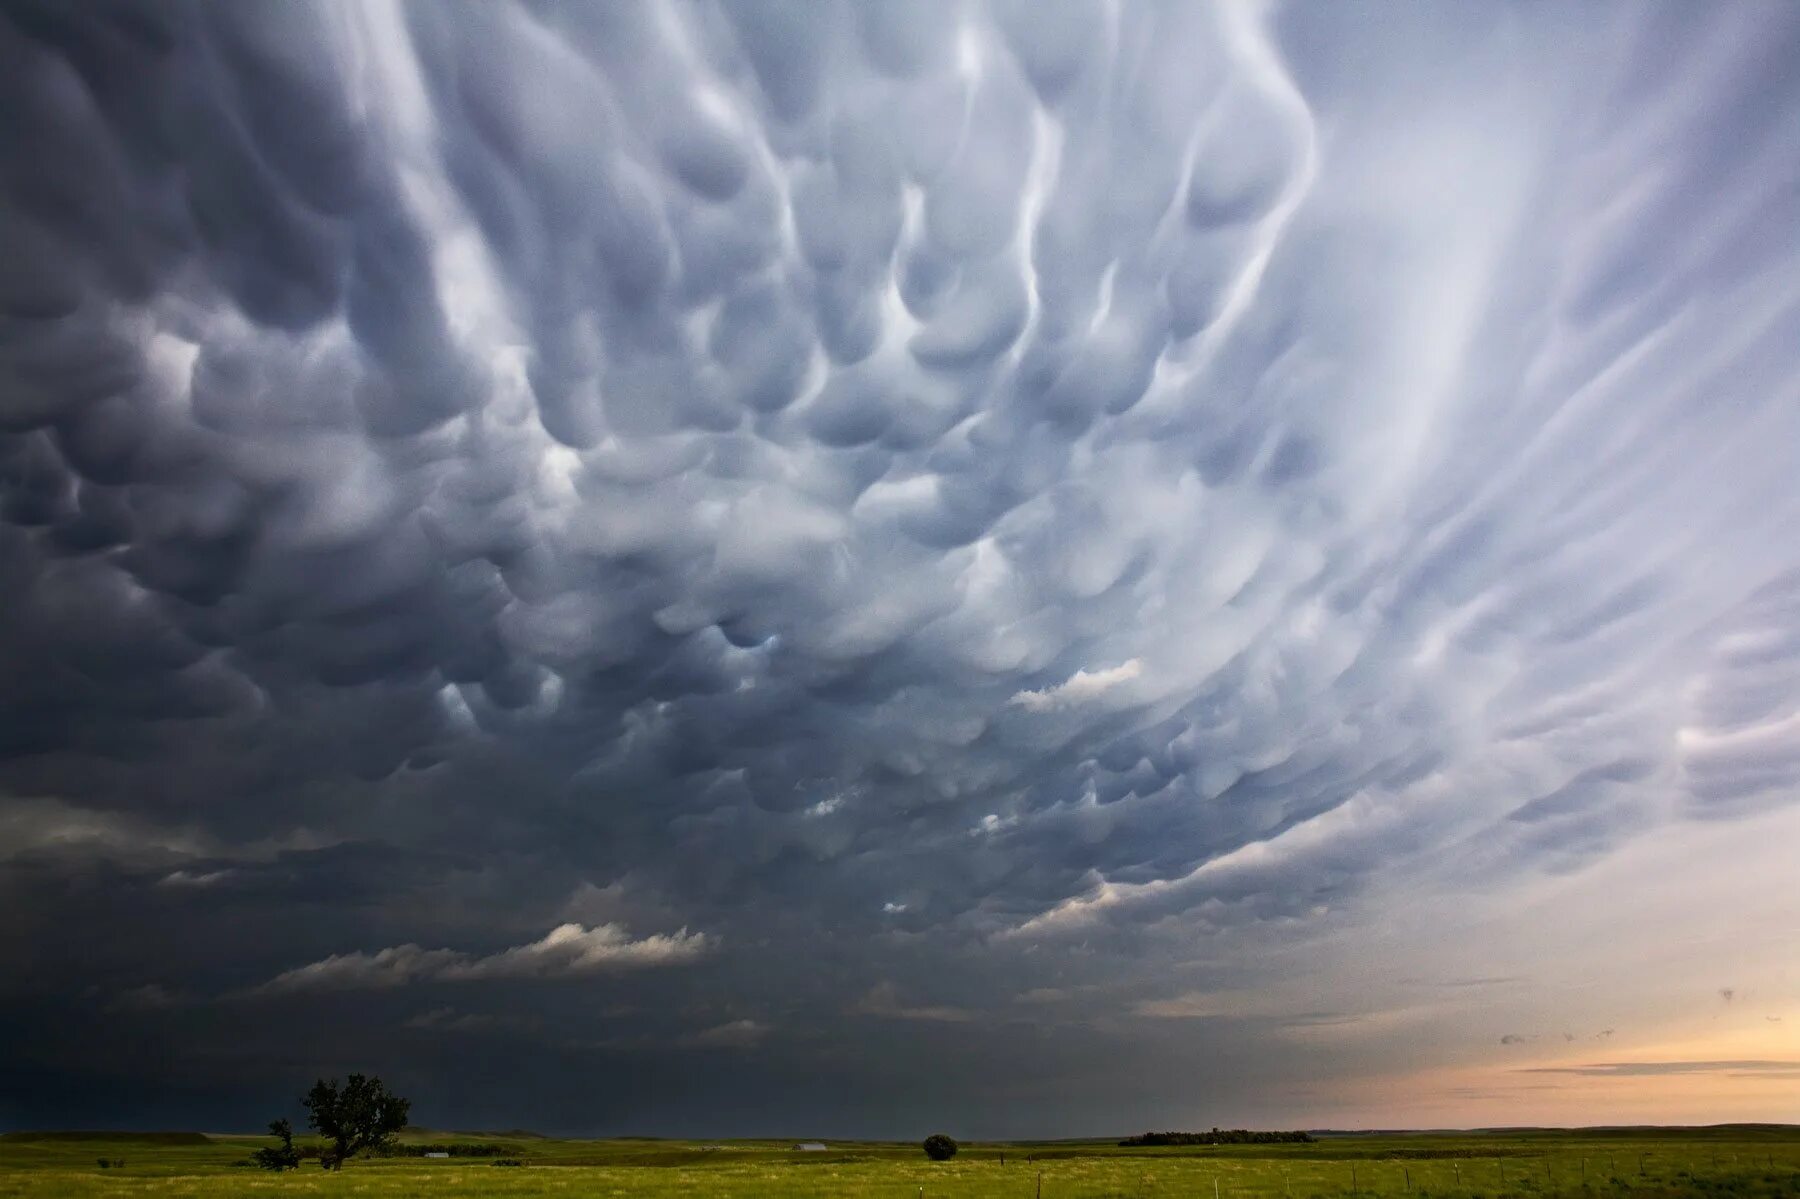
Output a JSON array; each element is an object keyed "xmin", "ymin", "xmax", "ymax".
[{"xmin": 4, "ymin": 0, "xmax": 1800, "ymax": 1133}]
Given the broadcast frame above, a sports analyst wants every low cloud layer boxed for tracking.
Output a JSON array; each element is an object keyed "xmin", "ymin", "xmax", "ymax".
[
  {"xmin": 1520, "ymin": 1062, "xmax": 1800, "ymax": 1080},
  {"xmin": 255, "ymin": 924, "xmax": 710, "ymax": 995},
  {"xmin": 3, "ymin": 0, "xmax": 1799, "ymax": 1134}
]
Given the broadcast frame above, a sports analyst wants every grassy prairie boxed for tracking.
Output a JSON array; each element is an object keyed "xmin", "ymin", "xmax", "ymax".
[{"xmin": 3, "ymin": 1127, "xmax": 1798, "ymax": 1197}]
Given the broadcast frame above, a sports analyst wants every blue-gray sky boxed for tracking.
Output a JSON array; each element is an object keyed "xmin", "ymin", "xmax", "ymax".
[{"xmin": 2, "ymin": 0, "xmax": 1798, "ymax": 1136}]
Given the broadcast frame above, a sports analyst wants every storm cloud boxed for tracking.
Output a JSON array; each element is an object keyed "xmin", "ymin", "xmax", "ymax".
[{"xmin": 3, "ymin": 0, "xmax": 1799, "ymax": 1135}]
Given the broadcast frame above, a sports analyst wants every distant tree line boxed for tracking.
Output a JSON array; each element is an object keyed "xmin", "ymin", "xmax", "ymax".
[
  {"xmin": 1120, "ymin": 1129, "xmax": 1315, "ymax": 1147},
  {"xmin": 374, "ymin": 1142, "xmax": 513, "ymax": 1157}
]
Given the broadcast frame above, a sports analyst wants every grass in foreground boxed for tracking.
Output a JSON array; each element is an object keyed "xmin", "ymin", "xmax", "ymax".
[{"xmin": 3, "ymin": 1127, "xmax": 1798, "ymax": 1197}]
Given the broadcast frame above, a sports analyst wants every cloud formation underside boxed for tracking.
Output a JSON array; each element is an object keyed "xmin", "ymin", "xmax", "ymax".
[
  {"xmin": 4, "ymin": 0, "xmax": 1799, "ymax": 936},
  {"xmin": 2, "ymin": 0, "xmax": 1800, "ymax": 1134}
]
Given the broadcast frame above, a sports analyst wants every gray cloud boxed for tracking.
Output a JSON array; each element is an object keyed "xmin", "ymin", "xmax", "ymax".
[
  {"xmin": 3, "ymin": 0, "xmax": 1799, "ymax": 1135},
  {"xmin": 852, "ymin": 982, "xmax": 976, "ymax": 1025},
  {"xmin": 681, "ymin": 1019, "xmax": 771, "ymax": 1049}
]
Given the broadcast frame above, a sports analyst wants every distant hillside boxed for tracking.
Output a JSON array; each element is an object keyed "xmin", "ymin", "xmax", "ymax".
[
  {"xmin": 398, "ymin": 1126, "xmax": 548, "ymax": 1141},
  {"xmin": 459, "ymin": 1128, "xmax": 549, "ymax": 1140}
]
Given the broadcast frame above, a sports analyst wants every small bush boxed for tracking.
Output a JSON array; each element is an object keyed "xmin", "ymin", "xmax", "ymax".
[
  {"xmin": 923, "ymin": 1133, "xmax": 958, "ymax": 1161},
  {"xmin": 491, "ymin": 1158, "xmax": 523, "ymax": 1167},
  {"xmin": 251, "ymin": 1119, "xmax": 302, "ymax": 1171}
]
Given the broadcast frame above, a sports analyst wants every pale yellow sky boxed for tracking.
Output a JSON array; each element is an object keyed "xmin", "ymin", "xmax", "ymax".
[{"xmin": 1270, "ymin": 800, "xmax": 1800, "ymax": 1127}]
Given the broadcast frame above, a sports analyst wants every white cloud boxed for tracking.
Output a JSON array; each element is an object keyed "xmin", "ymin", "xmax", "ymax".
[
  {"xmin": 158, "ymin": 868, "xmax": 235, "ymax": 888},
  {"xmin": 440, "ymin": 922, "xmax": 711, "ymax": 980},
  {"xmin": 1009, "ymin": 659, "xmax": 1144, "ymax": 712},
  {"xmin": 255, "ymin": 943, "xmax": 463, "ymax": 995},
  {"xmin": 253, "ymin": 923, "xmax": 710, "ymax": 995},
  {"xmin": 682, "ymin": 1019, "xmax": 769, "ymax": 1048},
  {"xmin": 804, "ymin": 794, "xmax": 846, "ymax": 818}
]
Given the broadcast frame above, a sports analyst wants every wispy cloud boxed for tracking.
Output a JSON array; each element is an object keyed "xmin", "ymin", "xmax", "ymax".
[
  {"xmin": 106, "ymin": 984, "xmax": 191, "ymax": 1013},
  {"xmin": 1519, "ymin": 1061, "xmax": 1800, "ymax": 1079},
  {"xmin": 682, "ymin": 1019, "xmax": 770, "ymax": 1049},
  {"xmin": 253, "ymin": 924, "xmax": 710, "ymax": 995},
  {"xmin": 158, "ymin": 868, "xmax": 236, "ymax": 889},
  {"xmin": 853, "ymin": 983, "xmax": 975, "ymax": 1024},
  {"xmin": 1133, "ymin": 991, "xmax": 1247, "ymax": 1020}
]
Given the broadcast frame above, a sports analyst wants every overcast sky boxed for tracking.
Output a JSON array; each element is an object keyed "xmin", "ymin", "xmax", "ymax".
[{"xmin": 3, "ymin": 0, "xmax": 1798, "ymax": 1137}]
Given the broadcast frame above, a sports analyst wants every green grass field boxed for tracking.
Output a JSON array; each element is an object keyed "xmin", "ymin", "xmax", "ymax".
[{"xmin": 3, "ymin": 1126, "xmax": 1798, "ymax": 1197}]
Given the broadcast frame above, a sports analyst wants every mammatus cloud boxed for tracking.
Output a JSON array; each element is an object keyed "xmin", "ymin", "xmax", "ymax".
[
  {"xmin": 9, "ymin": 0, "xmax": 1796, "ymax": 954},
  {"xmin": 255, "ymin": 924, "xmax": 710, "ymax": 994},
  {"xmin": 2, "ymin": 0, "xmax": 1799, "ymax": 1134}
]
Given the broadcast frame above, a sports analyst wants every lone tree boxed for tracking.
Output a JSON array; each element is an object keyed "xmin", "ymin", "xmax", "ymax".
[
  {"xmin": 251, "ymin": 1119, "xmax": 301, "ymax": 1171},
  {"xmin": 302, "ymin": 1074, "xmax": 410, "ymax": 1169},
  {"xmin": 923, "ymin": 1133, "xmax": 958, "ymax": 1161}
]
